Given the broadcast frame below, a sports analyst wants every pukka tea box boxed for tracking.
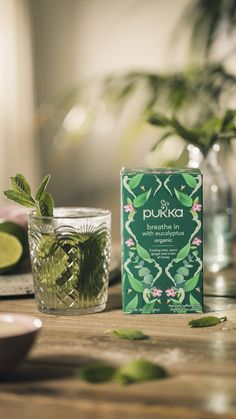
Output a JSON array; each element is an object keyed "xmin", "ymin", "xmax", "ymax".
[{"xmin": 121, "ymin": 168, "xmax": 203, "ymax": 314}]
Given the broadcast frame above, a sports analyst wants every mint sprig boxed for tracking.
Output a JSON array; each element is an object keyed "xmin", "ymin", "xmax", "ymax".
[{"xmin": 4, "ymin": 173, "xmax": 54, "ymax": 217}]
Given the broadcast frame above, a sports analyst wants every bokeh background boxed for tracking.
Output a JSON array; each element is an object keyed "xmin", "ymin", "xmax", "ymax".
[{"xmin": 1, "ymin": 0, "xmax": 236, "ymax": 240}]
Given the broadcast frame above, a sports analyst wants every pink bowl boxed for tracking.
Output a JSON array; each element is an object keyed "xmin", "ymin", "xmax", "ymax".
[{"xmin": 0, "ymin": 313, "xmax": 42, "ymax": 376}]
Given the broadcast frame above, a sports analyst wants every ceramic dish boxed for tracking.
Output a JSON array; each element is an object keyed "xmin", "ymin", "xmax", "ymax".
[{"xmin": 0, "ymin": 313, "xmax": 42, "ymax": 376}]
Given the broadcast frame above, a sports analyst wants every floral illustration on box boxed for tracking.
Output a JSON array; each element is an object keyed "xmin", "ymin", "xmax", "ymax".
[{"xmin": 122, "ymin": 172, "xmax": 203, "ymax": 314}]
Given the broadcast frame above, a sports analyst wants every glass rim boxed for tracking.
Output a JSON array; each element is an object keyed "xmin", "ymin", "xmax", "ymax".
[{"xmin": 28, "ymin": 207, "xmax": 111, "ymax": 221}]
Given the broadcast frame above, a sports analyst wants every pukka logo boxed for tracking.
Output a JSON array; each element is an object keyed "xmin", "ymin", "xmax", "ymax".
[{"xmin": 143, "ymin": 200, "xmax": 183, "ymax": 220}]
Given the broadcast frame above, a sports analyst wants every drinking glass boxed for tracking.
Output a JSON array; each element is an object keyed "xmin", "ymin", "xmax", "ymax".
[{"xmin": 28, "ymin": 208, "xmax": 111, "ymax": 315}]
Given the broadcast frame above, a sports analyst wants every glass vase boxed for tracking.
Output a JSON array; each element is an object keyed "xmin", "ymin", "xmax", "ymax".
[
  {"xmin": 188, "ymin": 144, "xmax": 233, "ymax": 272},
  {"xmin": 28, "ymin": 208, "xmax": 111, "ymax": 315}
]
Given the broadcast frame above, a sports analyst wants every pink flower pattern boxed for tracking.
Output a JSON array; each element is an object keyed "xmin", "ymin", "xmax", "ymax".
[
  {"xmin": 192, "ymin": 237, "xmax": 202, "ymax": 246},
  {"xmin": 151, "ymin": 288, "xmax": 162, "ymax": 298},
  {"xmin": 192, "ymin": 203, "xmax": 202, "ymax": 212},
  {"xmin": 124, "ymin": 204, "xmax": 134, "ymax": 213},
  {"xmin": 125, "ymin": 238, "xmax": 135, "ymax": 247},
  {"xmin": 165, "ymin": 288, "xmax": 176, "ymax": 298}
]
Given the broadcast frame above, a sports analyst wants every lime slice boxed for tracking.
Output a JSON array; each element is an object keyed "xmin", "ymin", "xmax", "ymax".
[
  {"xmin": 0, "ymin": 232, "xmax": 23, "ymax": 273},
  {"xmin": 0, "ymin": 221, "xmax": 28, "ymax": 257},
  {"xmin": 0, "ymin": 221, "xmax": 27, "ymax": 247}
]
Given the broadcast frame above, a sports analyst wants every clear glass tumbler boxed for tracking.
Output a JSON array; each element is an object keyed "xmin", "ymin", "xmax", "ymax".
[{"xmin": 28, "ymin": 208, "xmax": 111, "ymax": 315}]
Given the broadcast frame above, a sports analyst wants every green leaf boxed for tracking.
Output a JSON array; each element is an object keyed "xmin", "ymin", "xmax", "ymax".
[
  {"xmin": 129, "ymin": 174, "xmax": 143, "ymax": 190},
  {"xmin": 177, "ymin": 267, "xmax": 189, "ymax": 277},
  {"xmin": 183, "ymin": 259, "xmax": 193, "ymax": 268},
  {"xmin": 136, "ymin": 243, "xmax": 152, "ymax": 262},
  {"xmin": 128, "ymin": 274, "xmax": 145, "ymax": 292},
  {"xmin": 128, "ymin": 211, "xmax": 135, "ymax": 221},
  {"xmin": 10, "ymin": 173, "xmax": 31, "ymax": 197},
  {"xmin": 184, "ymin": 274, "xmax": 200, "ymax": 292},
  {"xmin": 174, "ymin": 273, "xmax": 184, "ymax": 283},
  {"xmin": 178, "ymin": 288, "xmax": 185, "ymax": 304},
  {"xmin": 115, "ymin": 359, "xmax": 167, "ymax": 384},
  {"xmin": 143, "ymin": 288, "xmax": 151, "ymax": 303},
  {"xmin": 35, "ymin": 174, "xmax": 51, "ymax": 201},
  {"xmin": 126, "ymin": 294, "xmax": 138, "ymax": 312},
  {"xmin": 175, "ymin": 189, "xmax": 193, "ymax": 207},
  {"xmin": 143, "ymin": 274, "xmax": 153, "ymax": 284},
  {"xmin": 4, "ymin": 173, "xmax": 55, "ymax": 217},
  {"xmin": 4, "ymin": 190, "xmax": 35, "ymax": 207},
  {"xmin": 127, "ymin": 197, "xmax": 132, "ymax": 205},
  {"xmin": 189, "ymin": 294, "xmax": 202, "ymax": 313},
  {"xmin": 38, "ymin": 192, "xmax": 54, "ymax": 217},
  {"xmin": 138, "ymin": 267, "xmax": 151, "ymax": 277},
  {"xmin": 133, "ymin": 189, "xmax": 152, "ymax": 208},
  {"xmin": 175, "ymin": 242, "xmax": 191, "ymax": 262},
  {"xmin": 182, "ymin": 173, "xmax": 197, "ymax": 189},
  {"xmin": 189, "ymin": 316, "xmax": 227, "ymax": 328},
  {"xmin": 77, "ymin": 362, "xmax": 116, "ymax": 383},
  {"xmin": 111, "ymin": 329, "xmax": 148, "ymax": 340}
]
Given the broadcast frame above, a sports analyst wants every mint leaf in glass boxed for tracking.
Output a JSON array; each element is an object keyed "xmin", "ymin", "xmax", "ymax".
[
  {"xmin": 4, "ymin": 190, "xmax": 35, "ymax": 208},
  {"xmin": 35, "ymin": 174, "xmax": 51, "ymax": 201},
  {"xmin": 38, "ymin": 192, "xmax": 54, "ymax": 217},
  {"xmin": 4, "ymin": 173, "xmax": 53, "ymax": 217},
  {"xmin": 10, "ymin": 173, "xmax": 32, "ymax": 197}
]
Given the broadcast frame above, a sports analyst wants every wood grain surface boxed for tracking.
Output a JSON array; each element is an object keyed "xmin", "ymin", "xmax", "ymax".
[{"xmin": 0, "ymin": 269, "xmax": 236, "ymax": 419}]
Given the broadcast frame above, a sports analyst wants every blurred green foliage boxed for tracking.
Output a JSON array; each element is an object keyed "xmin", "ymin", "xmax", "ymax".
[{"xmin": 40, "ymin": 0, "xmax": 236, "ymax": 160}]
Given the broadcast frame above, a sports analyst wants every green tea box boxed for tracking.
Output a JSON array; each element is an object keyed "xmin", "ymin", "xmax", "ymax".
[{"xmin": 121, "ymin": 168, "xmax": 203, "ymax": 314}]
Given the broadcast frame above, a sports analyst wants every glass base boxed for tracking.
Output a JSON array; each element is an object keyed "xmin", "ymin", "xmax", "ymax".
[{"xmin": 37, "ymin": 302, "xmax": 106, "ymax": 316}]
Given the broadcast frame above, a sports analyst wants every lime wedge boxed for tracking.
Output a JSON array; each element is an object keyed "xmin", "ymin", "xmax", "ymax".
[
  {"xmin": 0, "ymin": 221, "xmax": 28, "ymax": 257},
  {"xmin": 0, "ymin": 221, "xmax": 27, "ymax": 247},
  {"xmin": 0, "ymin": 232, "xmax": 23, "ymax": 273}
]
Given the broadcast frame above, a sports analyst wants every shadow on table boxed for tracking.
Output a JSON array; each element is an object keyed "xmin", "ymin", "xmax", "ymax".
[
  {"xmin": 2, "ymin": 354, "xmax": 97, "ymax": 385},
  {"xmin": 105, "ymin": 291, "xmax": 122, "ymax": 312}
]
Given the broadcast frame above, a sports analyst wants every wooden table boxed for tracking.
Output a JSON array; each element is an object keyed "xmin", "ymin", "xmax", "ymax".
[{"xmin": 0, "ymin": 272, "xmax": 236, "ymax": 419}]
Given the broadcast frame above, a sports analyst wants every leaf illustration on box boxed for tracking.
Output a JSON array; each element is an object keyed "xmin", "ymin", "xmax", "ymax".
[
  {"xmin": 126, "ymin": 294, "xmax": 138, "ymax": 312},
  {"xmin": 189, "ymin": 293, "xmax": 202, "ymax": 313},
  {"xmin": 128, "ymin": 274, "xmax": 145, "ymax": 292},
  {"xmin": 174, "ymin": 189, "xmax": 193, "ymax": 207},
  {"xmin": 143, "ymin": 274, "xmax": 153, "ymax": 285},
  {"xmin": 183, "ymin": 259, "xmax": 193, "ymax": 268},
  {"xmin": 177, "ymin": 266, "xmax": 189, "ymax": 276},
  {"xmin": 143, "ymin": 288, "xmax": 151, "ymax": 303},
  {"xmin": 129, "ymin": 174, "xmax": 143, "ymax": 190},
  {"xmin": 177, "ymin": 288, "xmax": 185, "ymax": 303},
  {"xmin": 128, "ymin": 211, "xmax": 136, "ymax": 221},
  {"xmin": 175, "ymin": 242, "xmax": 191, "ymax": 262},
  {"xmin": 136, "ymin": 243, "xmax": 152, "ymax": 262},
  {"xmin": 138, "ymin": 267, "xmax": 151, "ymax": 277},
  {"xmin": 184, "ymin": 274, "xmax": 200, "ymax": 292},
  {"xmin": 182, "ymin": 173, "xmax": 197, "ymax": 189},
  {"xmin": 133, "ymin": 189, "xmax": 152, "ymax": 208},
  {"xmin": 174, "ymin": 273, "xmax": 185, "ymax": 285}
]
